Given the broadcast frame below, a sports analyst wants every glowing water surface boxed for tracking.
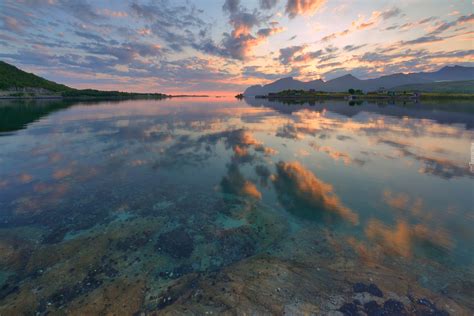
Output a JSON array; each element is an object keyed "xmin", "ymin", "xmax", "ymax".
[{"xmin": 0, "ymin": 97, "xmax": 473, "ymax": 314}]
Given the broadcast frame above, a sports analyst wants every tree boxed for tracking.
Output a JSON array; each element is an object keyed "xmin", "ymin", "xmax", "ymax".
[{"xmin": 348, "ymin": 88, "xmax": 355, "ymax": 94}]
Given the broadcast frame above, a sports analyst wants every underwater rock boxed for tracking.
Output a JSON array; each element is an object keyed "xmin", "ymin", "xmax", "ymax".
[
  {"xmin": 353, "ymin": 282, "xmax": 383, "ymax": 297},
  {"xmin": 363, "ymin": 300, "xmax": 383, "ymax": 315},
  {"xmin": 383, "ymin": 299, "xmax": 407, "ymax": 315},
  {"xmin": 367, "ymin": 284, "xmax": 383, "ymax": 298},
  {"xmin": 353, "ymin": 282, "xmax": 367, "ymax": 293},
  {"xmin": 339, "ymin": 302, "xmax": 360, "ymax": 315},
  {"xmin": 155, "ymin": 228, "xmax": 194, "ymax": 259}
]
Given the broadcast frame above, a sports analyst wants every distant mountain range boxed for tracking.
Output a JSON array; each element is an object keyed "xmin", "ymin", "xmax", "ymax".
[{"xmin": 243, "ymin": 66, "xmax": 474, "ymax": 95}]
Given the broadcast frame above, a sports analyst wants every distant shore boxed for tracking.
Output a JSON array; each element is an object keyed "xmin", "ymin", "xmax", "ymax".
[
  {"xmin": 0, "ymin": 94, "xmax": 210, "ymax": 100},
  {"xmin": 243, "ymin": 91, "xmax": 474, "ymax": 102}
]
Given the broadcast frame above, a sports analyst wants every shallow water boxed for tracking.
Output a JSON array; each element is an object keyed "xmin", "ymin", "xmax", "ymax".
[{"xmin": 0, "ymin": 97, "xmax": 473, "ymax": 314}]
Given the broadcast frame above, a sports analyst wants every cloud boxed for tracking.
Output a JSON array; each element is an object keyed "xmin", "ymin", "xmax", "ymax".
[
  {"xmin": 219, "ymin": 0, "xmax": 283, "ymax": 60},
  {"xmin": 221, "ymin": 33, "xmax": 261, "ymax": 60},
  {"xmin": 380, "ymin": 7, "xmax": 401, "ymax": 20},
  {"xmin": 277, "ymin": 44, "xmax": 338, "ymax": 65},
  {"xmin": 278, "ymin": 45, "xmax": 306, "ymax": 64},
  {"xmin": 310, "ymin": 143, "xmax": 354, "ymax": 165},
  {"xmin": 130, "ymin": 1, "xmax": 210, "ymax": 52},
  {"xmin": 221, "ymin": 163, "xmax": 262, "ymax": 200},
  {"xmin": 293, "ymin": 49, "xmax": 324, "ymax": 62},
  {"xmin": 273, "ymin": 161, "xmax": 359, "ymax": 224},
  {"xmin": 74, "ymin": 30, "xmax": 107, "ymax": 43},
  {"xmin": 259, "ymin": 0, "xmax": 279, "ymax": 10},
  {"xmin": 17, "ymin": 0, "xmax": 103, "ymax": 22},
  {"xmin": 257, "ymin": 26, "xmax": 284, "ymax": 37},
  {"xmin": 64, "ymin": 0, "xmax": 102, "ymax": 22},
  {"xmin": 366, "ymin": 219, "xmax": 453, "ymax": 258},
  {"xmin": 385, "ymin": 16, "xmax": 438, "ymax": 32},
  {"xmin": 242, "ymin": 66, "xmax": 284, "ymax": 80},
  {"xmin": 223, "ymin": 0, "xmax": 240, "ymax": 14},
  {"xmin": 321, "ymin": 7, "xmax": 402, "ymax": 42},
  {"xmin": 276, "ymin": 123, "xmax": 303, "ymax": 139},
  {"xmin": 379, "ymin": 139, "xmax": 472, "ymax": 179},
  {"xmin": 383, "ymin": 190, "xmax": 423, "ymax": 216},
  {"xmin": 343, "ymin": 44, "xmax": 367, "ymax": 52},
  {"xmin": 428, "ymin": 13, "xmax": 474, "ymax": 36},
  {"xmin": 98, "ymin": 9, "xmax": 128, "ymax": 18},
  {"xmin": 401, "ymin": 35, "xmax": 445, "ymax": 45},
  {"xmin": 1, "ymin": 16, "xmax": 25, "ymax": 33},
  {"xmin": 285, "ymin": 0, "xmax": 326, "ymax": 19}
]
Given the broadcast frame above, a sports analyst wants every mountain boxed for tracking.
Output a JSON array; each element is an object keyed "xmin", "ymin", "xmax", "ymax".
[
  {"xmin": 324, "ymin": 74, "xmax": 365, "ymax": 92},
  {"xmin": 0, "ymin": 61, "xmax": 72, "ymax": 93},
  {"xmin": 243, "ymin": 65, "xmax": 474, "ymax": 95},
  {"xmin": 419, "ymin": 65, "xmax": 474, "ymax": 81},
  {"xmin": 392, "ymin": 80, "xmax": 474, "ymax": 93},
  {"xmin": 245, "ymin": 77, "xmax": 328, "ymax": 95}
]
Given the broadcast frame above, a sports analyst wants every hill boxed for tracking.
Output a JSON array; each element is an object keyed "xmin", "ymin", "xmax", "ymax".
[
  {"xmin": 243, "ymin": 65, "xmax": 474, "ymax": 95},
  {"xmin": 0, "ymin": 61, "xmax": 72, "ymax": 93},
  {"xmin": 0, "ymin": 61, "xmax": 167, "ymax": 98},
  {"xmin": 392, "ymin": 80, "xmax": 474, "ymax": 93}
]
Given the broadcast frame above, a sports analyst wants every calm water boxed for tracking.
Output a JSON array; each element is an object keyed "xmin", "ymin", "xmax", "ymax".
[{"xmin": 0, "ymin": 97, "xmax": 473, "ymax": 314}]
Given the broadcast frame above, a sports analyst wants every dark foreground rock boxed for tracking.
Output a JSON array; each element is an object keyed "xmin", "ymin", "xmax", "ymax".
[{"xmin": 155, "ymin": 228, "xmax": 194, "ymax": 259}]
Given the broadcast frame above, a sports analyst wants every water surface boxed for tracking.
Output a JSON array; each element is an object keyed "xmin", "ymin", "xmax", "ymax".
[{"xmin": 0, "ymin": 97, "xmax": 473, "ymax": 314}]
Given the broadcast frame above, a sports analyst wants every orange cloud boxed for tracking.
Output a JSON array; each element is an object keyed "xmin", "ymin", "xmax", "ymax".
[
  {"xmin": 233, "ymin": 145, "xmax": 249, "ymax": 157},
  {"xmin": 221, "ymin": 163, "xmax": 262, "ymax": 200},
  {"xmin": 365, "ymin": 219, "xmax": 453, "ymax": 258},
  {"xmin": 241, "ymin": 181, "xmax": 262, "ymax": 200},
  {"xmin": 311, "ymin": 143, "xmax": 352, "ymax": 165},
  {"xmin": 286, "ymin": 0, "xmax": 326, "ymax": 19},
  {"xmin": 383, "ymin": 190, "xmax": 424, "ymax": 217},
  {"xmin": 273, "ymin": 161, "xmax": 358, "ymax": 224}
]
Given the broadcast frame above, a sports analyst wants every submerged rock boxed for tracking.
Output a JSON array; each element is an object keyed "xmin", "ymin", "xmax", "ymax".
[
  {"xmin": 383, "ymin": 299, "xmax": 407, "ymax": 315},
  {"xmin": 155, "ymin": 228, "xmax": 194, "ymax": 259},
  {"xmin": 339, "ymin": 302, "xmax": 360, "ymax": 315},
  {"xmin": 353, "ymin": 282, "xmax": 383, "ymax": 297},
  {"xmin": 363, "ymin": 300, "xmax": 383, "ymax": 315}
]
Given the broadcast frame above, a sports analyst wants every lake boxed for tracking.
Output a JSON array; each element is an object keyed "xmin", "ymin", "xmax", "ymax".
[{"xmin": 0, "ymin": 97, "xmax": 473, "ymax": 314}]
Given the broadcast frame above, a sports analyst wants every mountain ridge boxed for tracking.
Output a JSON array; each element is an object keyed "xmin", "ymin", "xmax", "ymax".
[{"xmin": 243, "ymin": 65, "xmax": 474, "ymax": 95}]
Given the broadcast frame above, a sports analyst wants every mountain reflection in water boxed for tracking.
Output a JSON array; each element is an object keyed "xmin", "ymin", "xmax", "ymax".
[{"xmin": 0, "ymin": 97, "xmax": 473, "ymax": 314}]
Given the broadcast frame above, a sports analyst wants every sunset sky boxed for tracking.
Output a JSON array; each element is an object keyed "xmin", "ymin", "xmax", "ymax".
[{"xmin": 0, "ymin": 0, "xmax": 472, "ymax": 94}]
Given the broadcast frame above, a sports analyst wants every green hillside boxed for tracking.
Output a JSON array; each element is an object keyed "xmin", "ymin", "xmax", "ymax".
[
  {"xmin": 0, "ymin": 61, "xmax": 72, "ymax": 92},
  {"xmin": 0, "ymin": 61, "xmax": 168, "ymax": 98},
  {"xmin": 391, "ymin": 80, "xmax": 474, "ymax": 93}
]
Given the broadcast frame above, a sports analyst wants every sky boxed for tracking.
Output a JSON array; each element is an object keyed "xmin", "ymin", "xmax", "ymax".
[{"xmin": 0, "ymin": 0, "xmax": 473, "ymax": 95}]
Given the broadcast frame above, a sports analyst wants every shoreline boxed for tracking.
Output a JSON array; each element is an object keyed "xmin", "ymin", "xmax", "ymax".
[
  {"xmin": 246, "ymin": 93, "xmax": 474, "ymax": 101},
  {"xmin": 0, "ymin": 95, "xmax": 210, "ymax": 101}
]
